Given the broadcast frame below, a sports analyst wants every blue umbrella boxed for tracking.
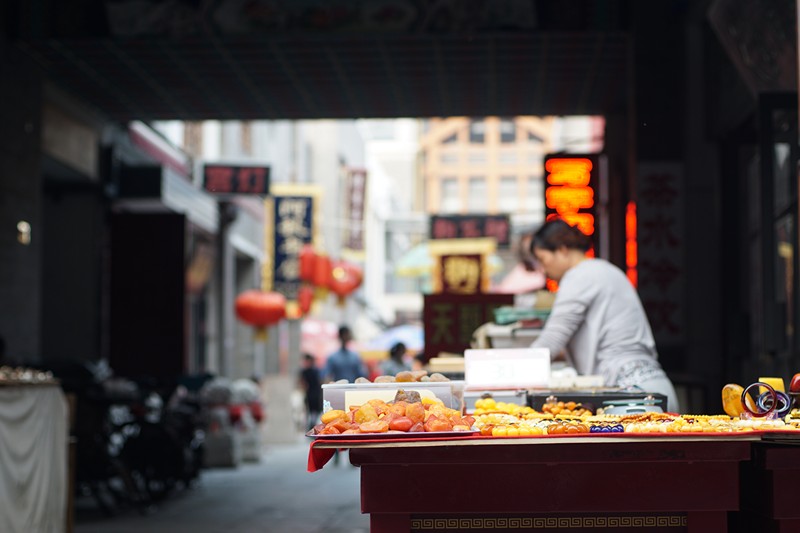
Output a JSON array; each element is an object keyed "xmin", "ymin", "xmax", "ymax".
[{"xmin": 367, "ymin": 324, "xmax": 424, "ymax": 351}]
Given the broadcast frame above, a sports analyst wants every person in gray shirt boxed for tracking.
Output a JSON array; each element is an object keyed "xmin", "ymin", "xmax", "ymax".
[{"xmin": 528, "ymin": 219, "xmax": 680, "ymax": 412}]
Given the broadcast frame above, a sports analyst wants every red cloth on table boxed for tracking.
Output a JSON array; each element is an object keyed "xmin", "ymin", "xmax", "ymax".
[
  {"xmin": 307, "ymin": 434, "xmax": 485, "ymax": 472},
  {"xmin": 305, "ymin": 430, "xmax": 795, "ymax": 472}
]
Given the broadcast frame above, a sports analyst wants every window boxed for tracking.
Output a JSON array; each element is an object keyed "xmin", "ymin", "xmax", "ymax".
[
  {"xmin": 467, "ymin": 177, "xmax": 486, "ymax": 212},
  {"xmin": 498, "ymin": 151, "xmax": 517, "ymax": 165},
  {"xmin": 441, "ymin": 178, "xmax": 460, "ymax": 213},
  {"xmin": 469, "ymin": 119, "xmax": 485, "ymax": 143},
  {"xmin": 527, "ymin": 176, "xmax": 544, "ymax": 213},
  {"xmin": 440, "ymin": 152, "xmax": 458, "ymax": 164},
  {"xmin": 443, "ymin": 132, "xmax": 457, "ymax": 144},
  {"xmin": 528, "ymin": 131, "xmax": 544, "ymax": 143},
  {"xmin": 468, "ymin": 152, "xmax": 486, "ymax": 164},
  {"xmin": 500, "ymin": 118, "xmax": 516, "ymax": 143},
  {"xmin": 498, "ymin": 176, "xmax": 518, "ymax": 212}
]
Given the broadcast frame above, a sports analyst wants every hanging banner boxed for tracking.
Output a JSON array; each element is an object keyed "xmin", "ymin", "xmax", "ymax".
[
  {"xmin": 264, "ymin": 184, "xmax": 322, "ymax": 299},
  {"xmin": 342, "ymin": 167, "xmax": 368, "ymax": 259},
  {"xmin": 637, "ymin": 162, "xmax": 685, "ymax": 345},
  {"xmin": 429, "ymin": 214, "xmax": 511, "ymax": 249}
]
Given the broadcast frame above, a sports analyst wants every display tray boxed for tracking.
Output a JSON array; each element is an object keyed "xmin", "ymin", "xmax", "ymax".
[{"xmin": 307, "ymin": 430, "xmax": 479, "ymax": 440}]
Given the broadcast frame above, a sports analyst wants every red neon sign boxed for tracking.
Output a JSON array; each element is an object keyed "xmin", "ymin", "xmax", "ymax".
[{"xmin": 625, "ymin": 201, "xmax": 638, "ymax": 287}]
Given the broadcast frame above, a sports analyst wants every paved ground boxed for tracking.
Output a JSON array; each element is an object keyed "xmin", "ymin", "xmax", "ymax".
[{"xmin": 74, "ymin": 435, "xmax": 369, "ymax": 533}]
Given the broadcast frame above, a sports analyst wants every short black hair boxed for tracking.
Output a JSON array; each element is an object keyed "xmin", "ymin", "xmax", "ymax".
[
  {"xmin": 338, "ymin": 325, "xmax": 351, "ymax": 338},
  {"xmin": 531, "ymin": 219, "xmax": 592, "ymax": 253}
]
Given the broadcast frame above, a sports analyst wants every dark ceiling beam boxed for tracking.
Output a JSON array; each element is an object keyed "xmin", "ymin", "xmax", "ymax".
[
  {"xmin": 269, "ymin": 42, "xmax": 319, "ymax": 117},
  {"xmin": 487, "ymin": 37, "xmax": 497, "ymax": 116},
  {"xmin": 325, "ymin": 48, "xmax": 361, "ymax": 117},
  {"xmin": 157, "ymin": 42, "xmax": 227, "ymax": 118},
  {"xmin": 48, "ymin": 40, "xmax": 139, "ymax": 118},
  {"xmin": 532, "ymin": 35, "xmax": 549, "ymax": 113},
  {"xmin": 577, "ymin": 34, "xmax": 605, "ymax": 115},
  {"xmin": 105, "ymin": 41, "xmax": 189, "ymax": 118},
  {"xmin": 433, "ymin": 40, "xmax": 451, "ymax": 117},
  {"xmin": 208, "ymin": 35, "xmax": 275, "ymax": 117},
  {"xmin": 377, "ymin": 39, "xmax": 407, "ymax": 114}
]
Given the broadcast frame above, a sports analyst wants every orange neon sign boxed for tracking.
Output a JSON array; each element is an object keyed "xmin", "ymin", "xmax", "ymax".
[
  {"xmin": 544, "ymin": 158, "xmax": 593, "ymax": 186},
  {"xmin": 544, "ymin": 157, "xmax": 596, "ymax": 237}
]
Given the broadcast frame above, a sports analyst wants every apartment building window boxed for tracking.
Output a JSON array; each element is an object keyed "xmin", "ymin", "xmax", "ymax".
[
  {"xmin": 443, "ymin": 132, "xmax": 457, "ymax": 144},
  {"xmin": 527, "ymin": 176, "xmax": 544, "ymax": 211},
  {"xmin": 498, "ymin": 151, "xmax": 517, "ymax": 165},
  {"xmin": 500, "ymin": 118, "xmax": 516, "ymax": 143},
  {"xmin": 528, "ymin": 131, "xmax": 544, "ymax": 143},
  {"xmin": 467, "ymin": 176, "xmax": 487, "ymax": 212},
  {"xmin": 469, "ymin": 119, "xmax": 485, "ymax": 143},
  {"xmin": 441, "ymin": 178, "xmax": 460, "ymax": 213},
  {"xmin": 498, "ymin": 176, "xmax": 518, "ymax": 212},
  {"xmin": 440, "ymin": 152, "xmax": 458, "ymax": 164},
  {"xmin": 468, "ymin": 152, "xmax": 487, "ymax": 164}
]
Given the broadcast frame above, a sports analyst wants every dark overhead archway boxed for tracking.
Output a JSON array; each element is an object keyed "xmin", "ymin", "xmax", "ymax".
[{"xmin": 12, "ymin": 0, "xmax": 630, "ymax": 121}]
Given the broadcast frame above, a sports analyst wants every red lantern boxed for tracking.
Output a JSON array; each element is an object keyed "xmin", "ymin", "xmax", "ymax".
[
  {"xmin": 312, "ymin": 254, "xmax": 331, "ymax": 299},
  {"xmin": 235, "ymin": 290, "xmax": 286, "ymax": 337},
  {"xmin": 299, "ymin": 245, "xmax": 316, "ymax": 282},
  {"xmin": 328, "ymin": 260, "xmax": 363, "ymax": 306},
  {"xmin": 298, "ymin": 285, "xmax": 314, "ymax": 315}
]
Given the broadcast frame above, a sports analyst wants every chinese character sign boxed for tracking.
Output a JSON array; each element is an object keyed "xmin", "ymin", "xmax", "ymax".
[
  {"xmin": 429, "ymin": 215, "xmax": 511, "ymax": 249},
  {"xmin": 428, "ymin": 238, "xmax": 496, "ymax": 294},
  {"xmin": 203, "ymin": 164, "xmax": 270, "ymax": 195},
  {"xmin": 343, "ymin": 168, "xmax": 367, "ymax": 255},
  {"xmin": 440, "ymin": 254, "xmax": 483, "ymax": 294},
  {"xmin": 265, "ymin": 185, "xmax": 321, "ymax": 299},
  {"xmin": 636, "ymin": 162, "xmax": 684, "ymax": 344},
  {"xmin": 544, "ymin": 155, "xmax": 598, "ymax": 243},
  {"xmin": 423, "ymin": 293, "xmax": 514, "ymax": 359}
]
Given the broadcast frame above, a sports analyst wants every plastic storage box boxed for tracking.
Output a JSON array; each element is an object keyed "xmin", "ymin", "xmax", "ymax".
[{"xmin": 322, "ymin": 381, "xmax": 465, "ymax": 412}]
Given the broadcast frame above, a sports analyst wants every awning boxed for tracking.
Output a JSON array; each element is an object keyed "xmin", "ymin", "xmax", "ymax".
[{"xmin": 395, "ymin": 242, "xmax": 503, "ymax": 278}]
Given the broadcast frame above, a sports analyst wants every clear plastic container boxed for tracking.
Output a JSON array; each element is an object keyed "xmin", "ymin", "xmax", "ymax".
[{"xmin": 322, "ymin": 380, "xmax": 465, "ymax": 412}]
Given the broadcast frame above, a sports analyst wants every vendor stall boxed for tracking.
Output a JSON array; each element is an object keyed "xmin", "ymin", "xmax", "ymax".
[
  {"xmin": 310, "ymin": 434, "xmax": 757, "ymax": 532},
  {"xmin": 308, "ymin": 357, "xmax": 800, "ymax": 532}
]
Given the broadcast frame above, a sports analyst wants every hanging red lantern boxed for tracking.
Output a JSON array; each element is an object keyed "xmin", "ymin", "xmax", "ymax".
[
  {"xmin": 312, "ymin": 253, "xmax": 331, "ymax": 300},
  {"xmin": 235, "ymin": 290, "xmax": 286, "ymax": 338},
  {"xmin": 298, "ymin": 284, "xmax": 314, "ymax": 315},
  {"xmin": 328, "ymin": 260, "xmax": 363, "ymax": 306},
  {"xmin": 299, "ymin": 244, "xmax": 316, "ymax": 282}
]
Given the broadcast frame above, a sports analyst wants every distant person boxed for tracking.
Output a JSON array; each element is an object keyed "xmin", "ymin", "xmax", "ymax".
[
  {"xmin": 380, "ymin": 342, "xmax": 411, "ymax": 376},
  {"xmin": 411, "ymin": 353, "xmax": 427, "ymax": 372},
  {"xmin": 323, "ymin": 325, "xmax": 367, "ymax": 383},
  {"xmin": 298, "ymin": 354, "xmax": 323, "ymax": 431}
]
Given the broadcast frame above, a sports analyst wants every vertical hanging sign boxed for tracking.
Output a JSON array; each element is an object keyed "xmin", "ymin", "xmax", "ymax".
[
  {"xmin": 265, "ymin": 184, "xmax": 322, "ymax": 300},
  {"xmin": 343, "ymin": 167, "xmax": 368, "ymax": 260},
  {"xmin": 543, "ymin": 154, "xmax": 600, "ymax": 251}
]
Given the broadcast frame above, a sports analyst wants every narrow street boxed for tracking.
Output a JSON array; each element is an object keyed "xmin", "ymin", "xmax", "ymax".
[{"xmin": 75, "ymin": 436, "xmax": 368, "ymax": 533}]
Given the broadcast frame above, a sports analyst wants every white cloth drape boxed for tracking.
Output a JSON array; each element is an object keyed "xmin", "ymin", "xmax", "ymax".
[{"xmin": 0, "ymin": 384, "xmax": 68, "ymax": 533}]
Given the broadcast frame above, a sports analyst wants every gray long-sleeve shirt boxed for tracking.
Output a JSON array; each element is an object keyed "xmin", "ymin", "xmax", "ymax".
[{"xmin": 532, "ymin": 258, "xmax": 662, "ymax": 386}]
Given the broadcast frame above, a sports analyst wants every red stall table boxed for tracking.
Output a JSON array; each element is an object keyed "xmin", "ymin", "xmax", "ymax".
[
  {"xmin": 736, "ymin": 435, "xmax": 800, "ymax": 532},
  {"xmin": 310, "ymin": 433, "xmax": 760, "ymax": 533}
]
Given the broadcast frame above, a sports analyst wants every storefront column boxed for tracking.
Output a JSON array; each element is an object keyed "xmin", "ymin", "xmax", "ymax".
[{"xmin": 0, "ymin": 48, "xmax": 43, "ymax": 362}]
